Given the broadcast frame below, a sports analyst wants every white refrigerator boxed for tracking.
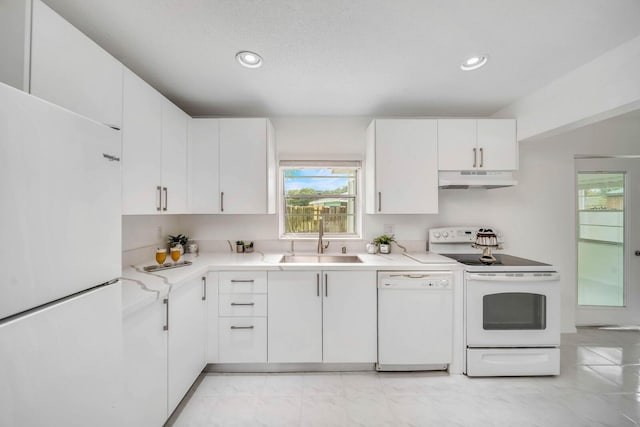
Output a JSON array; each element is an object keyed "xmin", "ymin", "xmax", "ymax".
[{"xmin": 0, "ymin": 82, "xmax": 123, "ymax": 426}]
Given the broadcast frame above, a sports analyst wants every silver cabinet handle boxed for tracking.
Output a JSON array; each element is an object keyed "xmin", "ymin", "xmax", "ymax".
[
  {"xmin": 163, "ymin": 298, "xmax": 169, "ymax": 331},
  {"xmin": 163, "ymin": 187, "xmax": 168, "ymax": 211},
  {"xmin": 230, "ymin": 326, "xmax": 254, "ymax": 330},
  {"xmin": 378, "ymin": 192, "xmax": 382, "ymax": 212},
  {"xmin": 231, "ymin": 279, "xmax": 255, "ymax": 283},
  {"xmin": 324, "ymin": 273, "xmax": 328, "ymax": 297},
  {"xmin": 479, "ymin": 147, "xmax": 484, "ymax": 168},
  {"xmin": 201, "ymin": 276, "xmax": 207, "ymax": 301},
  {"xmin": 473, "ymin": 148, "xmax": 477, "ymax": 168},
  {"xmin": 231, "ymin": 302, "xmax": 255, "ymax": 306},
  {"xmin": 102, "ymin": 153, "xmax": 120, "ymax": 162},
  {"xmin": 220, "ymin": 192, "xmax": 224, "ymax": 212},
  {"xmin": 156, "ymin": 186, "xmax": 162, "ymax": 211},
  {"xmin": 316, "ymin": 273, "xmax": 320, "ymax": 297}
]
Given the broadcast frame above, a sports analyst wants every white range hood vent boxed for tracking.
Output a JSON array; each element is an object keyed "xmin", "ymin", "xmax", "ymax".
[{"xmin": 438, "ymin": 171, "xmax": 517, "ymax": 189}]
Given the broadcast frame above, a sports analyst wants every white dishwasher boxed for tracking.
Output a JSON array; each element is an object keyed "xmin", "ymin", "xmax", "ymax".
[{"xmin": 377, "ymin": 271, "xmax": 453, "ymax": 371}]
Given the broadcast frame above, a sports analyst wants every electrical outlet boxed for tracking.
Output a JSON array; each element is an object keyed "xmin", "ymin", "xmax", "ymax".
[{"xmin": 384, "ymin": 224, "xmax": 394, "ymax": 235}]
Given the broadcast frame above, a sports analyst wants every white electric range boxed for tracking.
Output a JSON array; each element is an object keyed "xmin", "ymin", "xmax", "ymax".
[{"xmin": 428, "ymin": 226, "xmax": 561, "ymax": 377}]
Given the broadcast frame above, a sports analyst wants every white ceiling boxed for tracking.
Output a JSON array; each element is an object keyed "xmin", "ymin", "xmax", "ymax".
[{"xmin": 44, "ymin": 0, "xmax": 640, "ymax": 117}]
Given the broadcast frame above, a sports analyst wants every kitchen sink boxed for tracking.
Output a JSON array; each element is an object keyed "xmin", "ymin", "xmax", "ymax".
[{"xmin": 279, "ymin": 255, "xmax": 363, "ymax": 264}]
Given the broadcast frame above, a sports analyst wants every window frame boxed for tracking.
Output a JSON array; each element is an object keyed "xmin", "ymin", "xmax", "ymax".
[{"xmin": 278, "ymin": 161, "xmax": 362, "ymax": 240}]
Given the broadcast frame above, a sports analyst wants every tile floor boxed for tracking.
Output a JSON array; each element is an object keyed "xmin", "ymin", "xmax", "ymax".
[{"xmin": 170, "ymin": 327, "xmax": 640, "ymax": 426}]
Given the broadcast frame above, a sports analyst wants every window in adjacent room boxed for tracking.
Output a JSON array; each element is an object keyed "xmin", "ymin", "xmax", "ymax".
[{"xmin": 280, "ymin": 161, "xmax": 361, "ymax": 239}]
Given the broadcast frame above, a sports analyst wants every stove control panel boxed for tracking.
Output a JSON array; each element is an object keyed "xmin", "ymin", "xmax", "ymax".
[{"xmin": 429, "ymin": 227, "xmax": 504, "ymax": 244}]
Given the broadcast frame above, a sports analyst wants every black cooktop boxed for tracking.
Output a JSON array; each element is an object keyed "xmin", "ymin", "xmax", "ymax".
[{"xmin": 441, "ymin": 253, "xmax": 551, "ymax": 267}]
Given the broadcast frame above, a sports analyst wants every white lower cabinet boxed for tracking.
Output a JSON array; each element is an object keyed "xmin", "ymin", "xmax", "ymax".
[
  {"xmin": 123, "ymin": 296, "xmax": 168, "ymax": 427},
  {"xmin": 218, "ymin": 271, "xmax": 268, "ymax": 363},
  {"xmin": 268, "ymin": 271, "xmax": 323, "ymax": 363},
  {"xmin": 322, "ymin": 271, "xmax": 377, "ymax": 363},
  {"xmin": 219, "ymin": 317, "xmax": 268, "ymax": 363},
  {"xmin": 168, "ymin": 276, "xmax": 207, "ymax": 414},
  {"xmin": 206, "ymin": 272, "xmax": 219, "ymax": 363},
  {"xmin": 267, "ymin": 270, "xmax": 377, "ymax": 364}
]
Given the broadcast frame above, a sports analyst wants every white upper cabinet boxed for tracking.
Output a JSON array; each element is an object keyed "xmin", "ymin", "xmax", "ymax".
[
  {"xmin": 189, "ymin": 118, "xmax": 277, "ymax": 214},
  {"xmin": 122, "ymin": 70, "xmax": 163, "ymax": 215},
  {"xmin": 366, "ymin": 119, "xmax": 439, "ymax": 214},
  {"xmin": 188, "ymin": 119, "xmax": 220, "ymax": 213},
  {"xmin": 29, "ymin": 0, "xmax": 123, "ymax": 129},
  {"xmin": 161, "ymin": 99, "xmax": 189, "ymax": 214},
  {"xmin": 219, "ymin": 118, "xmax": 277, "ymax": 214},
  {"xmin": 438, "ymin": 119, "xmax": 517, "ymax": 171},
  {"xmin": 122, "ymin": 69, "xmax": 189, "ymax": 215},
  {"xmin": 476, "ymin": 119, "xmax": 518, "ymax": 170}
]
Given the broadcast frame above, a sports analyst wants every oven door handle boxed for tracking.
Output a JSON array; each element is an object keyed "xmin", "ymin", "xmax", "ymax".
[{"xmin": 466, "ymin": 273, "xmax": 560, "ymax": 282}]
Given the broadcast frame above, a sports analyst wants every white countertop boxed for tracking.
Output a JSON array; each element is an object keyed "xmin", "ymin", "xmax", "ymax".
[{"xmin": 120, "ymin": 251, "xmax": 461, "ymax": 315}]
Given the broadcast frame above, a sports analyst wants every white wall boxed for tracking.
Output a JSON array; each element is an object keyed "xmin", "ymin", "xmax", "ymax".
[
  {"xmin": 127, "ymin": 115, "xmax": 640, "ymax": 332},
  {"xmin": 494, "ymin": 35, "xmax": 640, "ymax": 142},
  {"xmin": 121, "ymin": 215, "xmax": 180, "ymax": 266}
]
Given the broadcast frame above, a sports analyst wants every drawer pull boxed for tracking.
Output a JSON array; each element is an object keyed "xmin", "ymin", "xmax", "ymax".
[
  {"xmin": 230, "ymin": 325, "xmax": 254, "ymax": 330},
  {"xmin": 231, "ymin": 302, "xmax": 255, "ymax": 306},
  {"xmin": 230, "ymin": 279, "xmax": 255, "ymax": 283}
]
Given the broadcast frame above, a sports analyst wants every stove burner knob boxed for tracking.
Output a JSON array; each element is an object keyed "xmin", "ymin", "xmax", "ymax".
[
  {"xmin": 433, "ymin": 232, "xmax": 441, "ymax": 239},
  {"xmin": 442, "ymin": 232, "xmax": 449, "ymax": 238}
]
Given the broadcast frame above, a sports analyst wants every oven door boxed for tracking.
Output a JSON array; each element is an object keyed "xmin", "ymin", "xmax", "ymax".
[{"xmin": 466, "ymin": 272, "xmax": 560, "ymax": 347}]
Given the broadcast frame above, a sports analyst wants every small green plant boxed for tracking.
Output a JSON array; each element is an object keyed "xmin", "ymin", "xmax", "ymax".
[
  {"xmin": 245, "ymin": 241, "xmax": 254, "ymax": 249},
  {"xmin": 168, "ymin": 234, "xmax": 189, "ymax": 248},
  {"xmin": 373, "ymin": 234, "xmax": 396, "ymax": 246},
  {"xmin": 236, "ymin": 240, "xmax": 244, "ymax": 245}
]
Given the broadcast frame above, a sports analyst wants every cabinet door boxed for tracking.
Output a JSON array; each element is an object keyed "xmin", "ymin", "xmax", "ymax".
[
  {"xmin": 123, "ymin": 299, "xmax": 168, "ymax": 427},
  {"xmin": 0, "ymin": 284, "xmax": 122, "ymax": 427},
  {"xmin": 373, "ymin": 119, "xmax": 438, "ymax": 214},
  {"xmin": 206, "ymin": 273, "xmax": 219, "ymax": 363},
  {"xmin": 267, "ymin": 271, "xmax": 322, "ymax": 363},
  {"xmin": 168, "ymin": 277, "xmax": 206, "ymax": 413},
  {"xmin": 219, "ymin": 118, "xmax": 268, "ymax": 214},
  {"xmin": 30, "ymin": 0, "xmax": 123, "ymax": 129},
  {"xmin": 476, "ymin": 119, "xmax": 518, "ymax": 170},
  {"xmin": 161, "ymin": 99, "xmax": 188, "ymax": 214},
  {"xmin": 437, "ymin": 119, "xmax": 477, "ymax": 170},
  {"xmin": 323, "ymin": 271, "xmax": 377, "ymax": 363},
  {"xmin": 188, "ymin": 119, "xmax": 220, "ymax": 213},
  {"xmin": 122, "ymin": 69, "xmax": 163, "ymax": 215}
]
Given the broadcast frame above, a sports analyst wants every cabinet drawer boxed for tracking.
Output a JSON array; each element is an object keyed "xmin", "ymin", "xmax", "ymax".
[
  {"xmin": 218, "ymin": 317, "xmax": 267, "ymax": 363},
  {"xmin": 219, "ymin": 294, "xmax": 267, "ymax": 317},
  {"xmin": 219, "ymin": 271, "xmax": 267, "ymax": 294}
]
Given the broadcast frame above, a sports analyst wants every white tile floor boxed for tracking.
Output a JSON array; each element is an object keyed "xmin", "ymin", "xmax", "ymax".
[{"xmin": 170, "ymin": 328, "xmax": 640, "ymax": 426}]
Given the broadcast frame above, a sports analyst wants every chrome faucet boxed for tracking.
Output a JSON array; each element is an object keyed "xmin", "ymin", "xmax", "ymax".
[{"xmin": 317, "ymin": 216, "xmax": 330, "ymax": 254}]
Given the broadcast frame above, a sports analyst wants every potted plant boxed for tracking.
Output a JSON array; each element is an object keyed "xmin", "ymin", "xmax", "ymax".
[
  {"xmin": 235, "ymin": 240, "xmax": 245, "ymax": 253},
  {"xmin": 167, "ymin": 234, "xmax": 189, "ymax": 254},
  {"xmin": 373, "ymin": 234, "xmax": 396, "ymax": 254},
  {"xmin": 244, "ymin": 241, "xmax": 254, "ymax": 253}
]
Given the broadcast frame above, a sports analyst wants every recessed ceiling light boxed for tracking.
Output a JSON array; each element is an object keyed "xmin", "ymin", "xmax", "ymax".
[
  {"xmin": 236, "ymin": 51, "xmax": 263, "ymax": 68},
  {"xmin": 461, "ymin": 55, "xmax": 488, "ymax": 71}
]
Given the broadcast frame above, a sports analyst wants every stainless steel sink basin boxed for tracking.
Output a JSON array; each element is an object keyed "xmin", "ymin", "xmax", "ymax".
[{"xmin": 279, "ymin": 255, "xmax": 362, "ymax": 264}]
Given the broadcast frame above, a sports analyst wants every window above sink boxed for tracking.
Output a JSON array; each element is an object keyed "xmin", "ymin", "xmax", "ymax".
[{"xmin": 279, "ymin": 161, "xmax": 362, "ymax": 240}]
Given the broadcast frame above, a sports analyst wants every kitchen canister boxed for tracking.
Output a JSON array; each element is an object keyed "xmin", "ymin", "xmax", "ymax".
[{"xmin": 366, "ymin": 243, "xmax": 377, "ymax": 254}]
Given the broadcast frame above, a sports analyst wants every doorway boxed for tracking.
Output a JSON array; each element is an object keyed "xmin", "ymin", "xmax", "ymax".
[{"xmin": 575, "ymin": 157, "xmax": 640, "ymax": 325}]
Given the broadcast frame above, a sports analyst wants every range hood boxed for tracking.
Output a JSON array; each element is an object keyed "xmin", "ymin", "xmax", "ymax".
[{"xmin": 438, "ymin": 171, "xmax": 517, "ymax": 189}]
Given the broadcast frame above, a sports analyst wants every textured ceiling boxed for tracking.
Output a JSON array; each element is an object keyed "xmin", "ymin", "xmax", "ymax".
[{"xmin": 43, "ymin": 0, "xmax": 640, "ymax": 117}]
